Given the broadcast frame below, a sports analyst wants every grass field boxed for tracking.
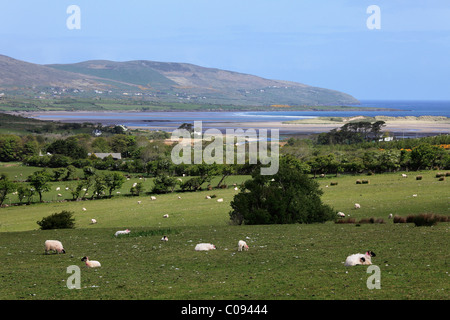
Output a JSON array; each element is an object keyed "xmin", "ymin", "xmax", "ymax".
[{"xmin": 0, "ymin": 169, "xmax": 448, "ymax": 300}]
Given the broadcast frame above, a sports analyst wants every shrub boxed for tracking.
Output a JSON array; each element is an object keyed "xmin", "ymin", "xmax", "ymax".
[
  {"xmin": 37, "ymin": 210, "xmax": 75, "ymax": 230},
  {"xmin": 229, "ymin": 155, "xmax": 335, "ymax": 225}
]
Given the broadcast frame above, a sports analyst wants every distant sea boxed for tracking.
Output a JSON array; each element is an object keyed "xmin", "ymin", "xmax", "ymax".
[{"xmin": 34, "ymin": 100, "xmax": 450, "ymax": 129}]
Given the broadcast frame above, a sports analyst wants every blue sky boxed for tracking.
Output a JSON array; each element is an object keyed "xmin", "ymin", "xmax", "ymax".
[{"xmin": 1, "ymin": 0, "xmax": 449, "ymax": 100}]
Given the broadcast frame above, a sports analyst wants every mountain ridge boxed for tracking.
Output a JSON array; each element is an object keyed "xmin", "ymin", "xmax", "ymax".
[{"xmin": 0, "ymin": 54, "xmax": 359, "ymax": 106}]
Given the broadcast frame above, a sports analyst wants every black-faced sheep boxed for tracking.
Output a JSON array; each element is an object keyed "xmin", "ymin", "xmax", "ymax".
[{"xmin": 45, "ymin": 240, "xmax": 66, "ymax": 254}]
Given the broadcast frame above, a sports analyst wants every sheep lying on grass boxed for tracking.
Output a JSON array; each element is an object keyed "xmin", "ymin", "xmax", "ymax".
[
  {"xmin": 195, "ymin": 243, "xmax": 216, "ymax": 251},
  {"xmin": 44, "ymin": 240, "xmax": 66, "ymax": 254},
  {"xmin": 81, "ymin": 256, "xmax": 101, "ymax": 268},
  {"xmin": 344, "ymin": 251, "xmax": 376, "ymax": 266},
  {"xmin": 354, "ymin": 203, "xmax": 361, "ymax": 209},
  {"xmin": 114, "ymin": 229, "xmax": 130, "ymax": 237}
]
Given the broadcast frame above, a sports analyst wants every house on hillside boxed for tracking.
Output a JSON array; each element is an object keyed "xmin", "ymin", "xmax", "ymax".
[{"xmin": 88, "ymin": 153, "xmax": 122, "ymax": 160}]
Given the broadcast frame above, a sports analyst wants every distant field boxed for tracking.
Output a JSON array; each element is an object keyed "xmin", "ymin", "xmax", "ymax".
[{"xmin": 0, "ymin": 169, "xmax": 448, "ymax": 300}]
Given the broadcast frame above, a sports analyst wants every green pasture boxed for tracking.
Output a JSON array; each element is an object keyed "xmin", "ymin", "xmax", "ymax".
[{"xmin": 0, "ymin": 169, "xmax": 448, "ymax": 300}]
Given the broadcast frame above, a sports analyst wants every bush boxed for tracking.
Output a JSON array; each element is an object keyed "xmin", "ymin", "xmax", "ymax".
[
  {"xmin": 37, "ymin": 210, "xmax": 75, "ymax": 230},
  {"xmin": 229, "ymin": 155, "xmax": 336, "ymax": 225}
]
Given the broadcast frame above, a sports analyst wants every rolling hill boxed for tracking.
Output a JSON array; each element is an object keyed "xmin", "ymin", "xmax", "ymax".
[{"xmin": 0, "ymin": 54, "xmax": 359, "ymax": 106}]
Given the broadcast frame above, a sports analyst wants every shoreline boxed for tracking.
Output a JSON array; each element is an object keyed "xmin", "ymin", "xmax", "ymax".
[{"xmin": 10, "ymin": 111, "xmax": 450, "ymax": 136}]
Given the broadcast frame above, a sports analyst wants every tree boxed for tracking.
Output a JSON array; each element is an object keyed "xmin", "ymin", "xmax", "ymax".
[
  {"xmin": 229, "ymin": 155, "xmax": 336, "ymax": 225},
  {"xmin": 0, "ymin": 174, "xmax": 16, "ymax": 206},
  {"xmin": 130, "ymin": 182, "xmax": 145, "ymax": 196},
  {"xmin": 0, "ymin": 135, "xmax": 23, "ymax": 161},
  {"xmin": 410, "ymin": 143, "xmax": 446, "ymax": 170},
  {"xmin": 152, "ymin": 174, "xmax": 179, "ymax": 194},
  {"xmin": 103, "ymin": 172, "xmax": 125, "ymax": 196},
  {"xmin": 17, "ymin": 184, "xmax": 35, "ymax": 204},
  {"xmin": 28, "ymin": 170, "xmax": 52, "ymax": 202}
]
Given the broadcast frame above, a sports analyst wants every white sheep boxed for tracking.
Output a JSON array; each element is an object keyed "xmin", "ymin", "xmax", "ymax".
[
  {"xmin": 412, "ymin": 194, "xmax": 417, "ymax": 197},
  {"xmin": 205, "ymin": 196, "xmax": 211, "ymax": 199},
  {"xmin": 82, "ymin": 207, "xmax": 87, "ymax": 211},
  {"xmin": 195, "ymin": 243, "xmax": 216, "ymax": 251},
  {"xmin": 137, "ymin": 200, "xmax": 141, "ymax": 204},
  {"xmin": 401, "ymin": 174, "xmax": 407, "ymax": 178},
  {"xmin": 344, "ymin": 251, "xmax": 376, "ymax": 266},
  {"xmin": 163, "ymin": 214, "xmax": 169, "ymax": 218},
  {"xmin": 388, "ymin": 213, "xmax": 393, "ymax": 219},
  {"xmin": 57, "ymin": 193, "xmax": 62, "ymax": 197},
  {"xmin": 114, "ymin": 229, "xmax": 130, "ymax": 237},
  {"xmin": 44, "ymin": 240, "xmax": 66, "ymax": 254},
  {"xmin": 56, "ymin": 187, "xmax": 60, "ymax": 191},
  {"xmin": 81, "ymin": 256, "xmax": 101, "ymax": 268},
  {"xmin": 151, "ymin": 196, "xmax": 156, "ymax": 200},
  {"xmin": 337, "ymin": 212, "xmax": 346, "ymax": 218},
  {"xmin": 354, "ymin": 203, "xmax": 361, "ymax": 209},
  {"xmin": 238, "ymin": 240, "xmax": 249, "ymax": 251},
  {"xmin": 90, "ymin": 219, "xmax": 97, "ymax": 224},
  {"xmin": 217, "ymin": 198, "xmax": 223, "ymax": 202},
  {"xmin": 161, "ymin": 236, "xmax": 168, "ymax": 241}
]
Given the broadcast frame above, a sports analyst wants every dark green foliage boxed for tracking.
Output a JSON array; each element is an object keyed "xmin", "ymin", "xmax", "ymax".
[
  {"xmin": 152, "ymin": 174, "xmax": 179, "ymax": 193},
  {"xmin": 37, "ymin": 210, "xmax": 75, "ymax": 230},
  {"xmin": 317, "ymin": 120, "xmax": 386, "ymax": 145},
  {"xmin": 229, "ymin": 155, "xmax": 336, "ymax": 225},
  {"xmin": 28, "ymin": 169, "xmax": 52, "ymax": 202},
  {"xmin": 0, "ymin": 174, "xmax": 16, "ymax": 206}
]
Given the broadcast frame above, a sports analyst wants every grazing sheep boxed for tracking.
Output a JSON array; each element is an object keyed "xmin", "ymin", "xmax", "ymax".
[
  {"xmin": 56, "ymin": 187, "xmax": 60, "ymax": 191},
  {"xmin": 412, "ymin": 194, "xmax": 417, "ymax": 197},
  {"xmin": 178, "ymin": 196, "xmax": 181, "ymax": 199},
  {"xmin": 205, "ymin": 195, "xmax": 211, "ymax": 199},
  {"xmin": 401, "ymin": 174, "xmax": 407, "ymax": 178},
  {"xmin": 65, "ymin": 187, "xmax": 69, "ymax": 190},
  {"xmin": 44, "ymin": 240, "xmax": 66, "ymax": 254},
  {"xmin": 114, "ymin": 229, "xmax": 130, "ymax": 237},
  {"xmin": 195, "ymin": 243, "xmax": 216, "ymax": 251},
  {"xmin": 163, "ymin": 214, "xmax": 169, "ymax": 218},
  {"xmin": 234, "ymin": 187, "xmax": 238, "ymax": 191},
  {"xmin": 161, "ymin": 236, "xmax": 168, "ymax": 241},
  {"xmin": 344, "ymin": 251, "xmax": 376, "ymax": 266},
  {"xmin": 57, "ymin": 193, "xmax": 62, "ymax": 197},
  {"xmin": 137, "ymin": 201, "xmax": 141, "ymax": 204},
  {"xmin": 388, "ymin": 213, "xmax": 393, "ymax": 219},
  {"xmin": 337, "ymin": 212, "xmax": 346, "ymax": 218},
  {"xmin": 82, "ymin": 207, "xmax": 87, "ymax": 211},
  {"xmin": 81, "ymin": 256, "xmax": 101, "ymax": 268},
  {"xmin": 151, "ymin": 196, "xmax": 156, "ymax": 200},
  {"xmin": 91, "ymin": 219, "xmax": 97, "ymax": 224},
  {"xmin": 354, "ymin": 203, "xmax": 361, "ymax": 209},
  {"xmin": 238, "ymin": 240, "xmax": 249, "ymax": 251},
  {"xmin": 217, "ymin": 198, "xmax": 223, "ymax": 202}
]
